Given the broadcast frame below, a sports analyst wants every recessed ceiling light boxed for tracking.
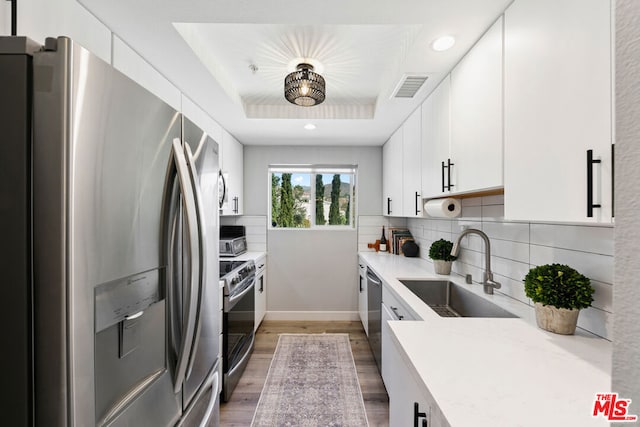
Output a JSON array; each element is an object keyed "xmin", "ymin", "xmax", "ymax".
[
  {"xmin": 431, "ymin": 35, "xmax": 456, "ymax": 52},
  {"xmin": 304, "ymin": 123, "xmax": 316, "ymax": 130}
]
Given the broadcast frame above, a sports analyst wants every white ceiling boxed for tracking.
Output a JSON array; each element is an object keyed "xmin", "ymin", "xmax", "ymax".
[{"xmin": 77, "ymin": 0, "xmax": 513, "ymax": 145}]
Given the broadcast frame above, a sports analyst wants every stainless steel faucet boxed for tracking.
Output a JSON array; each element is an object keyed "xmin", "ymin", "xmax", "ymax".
[{"xmin": 451, "ymin": 228, "xmax": 501, "ymax": 295}]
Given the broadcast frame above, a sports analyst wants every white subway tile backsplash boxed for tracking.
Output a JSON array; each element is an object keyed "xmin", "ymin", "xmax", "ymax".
[
  {"xmin": 456, "ymin": 247, "xmax": 484, "ymax": 267},
  {"xmin": 491, "ymin": 239, "xmax": 530, "ymax": 264},
  {"xmin": 494, "ymin": 273, "xmax": 529, "ymax": 305},
  {"xmin": 451, "ymin": 261, "xmax": 483, "ymax": 283},
  {"xmin": 481, "ymin": 194, "xmax": 505, "ymax": 205},
  {"xmin": 460, "ymin": 205, "xmax": 482, "ymax": 220},
  {"xmin": 481, "ymin": 204, "xmax": 505, "ymax": 221},
  {"xmin": 530, "ymin": 223, "xmax": 613, "ymax": 256},
  {"xmin": 530, "ymin": 245, "xmax": 613, "ymax": 285},
  {"xmin": 434, "ymin": 230, "xmax": 453, "ymax": 242},
  {"xmin": 452, "ymin": 220, "xmax": 483, "ymax": 235},
  {"xmin": 590, "ymin": 280, "xmax": 613, "ymax": 312},
  {"xmin": 453, "ymin": 232, "xmax": 486, "ymax": 253},
  {"xmin": 577, "ymin": 307, "xmax": 612, "ymax": 339},
  {"xmin": 482, "ymin": 221, "xmax": 530, "ymax": 244},
  {"xmin": 434, "ymin": 219, "xmax": 453, "ymax": 233},
  {"xmin": 362, "ymin": 200, "xmax": 613, "ymax": 340},
  {"xmin": 461, "ymin": 197, "xmax": 483, "ymax": 207},
  {"xmin": 491, "ymin": 255, "xmax": 531, "ymax": 283}
]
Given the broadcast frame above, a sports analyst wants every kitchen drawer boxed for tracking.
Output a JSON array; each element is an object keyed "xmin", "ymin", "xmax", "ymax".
[{"xmin": 383, "ymin": 284, "xmax": 418, "ymax": 321}]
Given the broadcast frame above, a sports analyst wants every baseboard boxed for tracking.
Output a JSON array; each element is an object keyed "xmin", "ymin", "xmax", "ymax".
[{"xmin": 264, "ymin": 311, "xmax": 360, "ymax": 321}]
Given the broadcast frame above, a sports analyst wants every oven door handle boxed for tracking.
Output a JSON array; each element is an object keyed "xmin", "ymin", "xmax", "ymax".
[
  {"xmin": 184, "ymin": 142, "xmax": 207, "ymax": 381},
  {"xmin": 171, "ymin": 138, "xmax": 200, "ymax": 393},
  {"xmin": 227, "ymin": 278, "xmax": 256, "ymax": 307}
]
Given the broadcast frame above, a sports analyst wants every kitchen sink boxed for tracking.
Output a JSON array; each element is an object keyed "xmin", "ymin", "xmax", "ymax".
[{"xmin": 399, "ymin": 280, "xmax": 517, "ymax": 318}]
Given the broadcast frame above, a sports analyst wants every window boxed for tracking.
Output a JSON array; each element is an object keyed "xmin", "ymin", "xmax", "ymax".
[{"xmin": 269, "ymin": 165, "xmax": 356, "ymax": 229}]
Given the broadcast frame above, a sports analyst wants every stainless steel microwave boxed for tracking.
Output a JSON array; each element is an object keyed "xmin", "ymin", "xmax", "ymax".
[{"xmin": 219, "ymin": 236, "xmax": 247, "ymax": 257}]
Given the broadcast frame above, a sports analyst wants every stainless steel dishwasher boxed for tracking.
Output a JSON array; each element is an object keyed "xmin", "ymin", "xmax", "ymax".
[{"xmin": 366, "ymin": 267, "xmax": 382, "ymax": 372}]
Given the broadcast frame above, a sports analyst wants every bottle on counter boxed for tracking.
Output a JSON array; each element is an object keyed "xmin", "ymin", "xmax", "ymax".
[{"xmin": 380, "ymin": 226, "xmax": 387, "ymax": 252}]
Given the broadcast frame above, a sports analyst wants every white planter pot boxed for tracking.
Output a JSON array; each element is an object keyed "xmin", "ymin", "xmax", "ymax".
[
  {"xmin": 433, "ymin": 260, "xmax": 452, "ymax": 275},
  {"xmin": 534, "ymin": 302, "xmax": 580, "ymax": 335}
]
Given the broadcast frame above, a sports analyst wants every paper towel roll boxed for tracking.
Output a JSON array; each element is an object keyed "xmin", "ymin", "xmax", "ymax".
[{"xmin": 423, "ymin": 198, "xmax": 462, "ymax": 218}]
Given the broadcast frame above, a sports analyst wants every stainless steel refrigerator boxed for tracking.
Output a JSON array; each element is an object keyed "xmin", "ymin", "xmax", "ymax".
[{"xmin": 0, "ymin": 36, "xmax": 221, "ymax": 426}]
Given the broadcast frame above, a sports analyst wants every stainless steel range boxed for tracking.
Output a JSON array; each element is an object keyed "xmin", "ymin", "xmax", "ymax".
[{"xmin": 219, "ymin": 260, "xmax": 256, "ymax": 402}]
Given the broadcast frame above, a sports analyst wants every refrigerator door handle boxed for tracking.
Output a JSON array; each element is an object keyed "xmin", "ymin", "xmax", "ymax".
[
  {"xmin": 171, "ymin": 138, "xmax": 201, "ymax": 393},
  {"xmin": 198, "ymin": 370, "xmax": 219, "ymax": 427},
  {"xmin": 183, "ymin": 143, "xmax": 207, "ymax": 380}
]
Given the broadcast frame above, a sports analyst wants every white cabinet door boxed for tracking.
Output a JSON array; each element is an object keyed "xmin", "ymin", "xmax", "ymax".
[
  {"xmin": 255, "ymin": 256, "xmax": 267, "ymax": 331},
  {"xmin": 504, "ymin": 0, "xmax": 612, "ymax": 223},
  {"xmin": 220, "ymin": 130, "xmax": 244, "ymax": 216},
  {"xmin": 402, "ymin": 108, "xmax": 423, "ymax": 217},
  {"xmin": 421, "ymin": 76, "xmax": 452, "ymax": 199},
  {"xmin": 358, "ymin": 259, "xmax": 368, "ymax": 335},
  {"xmin": 450, "ymin": 16, "xmax": 504, "ymax": 193},
  {"xmin": 382, "ymin": 127, "xmax": 403, "ymax": 216},
  {"xmin": 382, "ymin": 321, "xmax": 433, "ymax": 427}
]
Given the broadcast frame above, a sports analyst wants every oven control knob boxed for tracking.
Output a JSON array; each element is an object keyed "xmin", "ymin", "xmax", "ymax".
[{"xmin": 231, "ymin": 277, "xmax": 239, "ymax": 285}]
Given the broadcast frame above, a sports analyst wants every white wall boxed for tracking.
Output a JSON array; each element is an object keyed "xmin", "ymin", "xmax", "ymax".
[
  {"xmin": 243, "ymin": 145, "xmax": 382, "ymax": 319},
  {"xmin": 613, "ymin": 0, "xmax": 640, "ymax": 407},
  {"xmin": 0, "ymin": 1, "xmax": 11, "ymax": 35}
]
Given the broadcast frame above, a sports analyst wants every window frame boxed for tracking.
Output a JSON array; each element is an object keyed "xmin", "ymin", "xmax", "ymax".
[{"xmin": 268, "ymin": 164, "xmax": 357, "ymax": 230}]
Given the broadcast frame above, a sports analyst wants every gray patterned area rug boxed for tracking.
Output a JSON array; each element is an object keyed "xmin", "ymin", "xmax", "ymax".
[{"xmin": 251, "ymin": 334, "xmax": 369, "ymax": 427}]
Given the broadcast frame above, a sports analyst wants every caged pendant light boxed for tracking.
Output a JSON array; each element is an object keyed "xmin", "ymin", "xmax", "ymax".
[{"xmin": 284, "ymin": 63, "xmax": 326, "ymax": 107}]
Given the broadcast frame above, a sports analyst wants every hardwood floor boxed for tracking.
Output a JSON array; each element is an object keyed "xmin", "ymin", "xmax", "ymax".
[{"xmin": 220, "ymin": 320, "xmax": 389, "ymax": 426}]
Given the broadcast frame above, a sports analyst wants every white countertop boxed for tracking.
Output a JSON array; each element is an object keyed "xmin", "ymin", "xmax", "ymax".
[{"xmin": 360, "ymin": 251, "xmax": 612, "ymax": 427}]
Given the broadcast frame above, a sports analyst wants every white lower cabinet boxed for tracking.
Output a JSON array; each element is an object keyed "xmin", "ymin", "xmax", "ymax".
[
  {"xmin": 383, "ymin": 325, "xmax": 447, "ymax": 427},
  {"xmin": 255, "ymin": 254, "xmax": 267, "ymax": 331},
  {"xmin": 358, "ymin": 257, "xmax": 368, "ymax": 335}
]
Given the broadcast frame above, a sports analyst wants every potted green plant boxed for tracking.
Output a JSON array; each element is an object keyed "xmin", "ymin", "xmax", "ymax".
[
  {"xmin": 523, "ymin": 263, "xmax": 594, "ymax": 335},
  {"xmin": 428, "ymin": 239, "xmax": 457, "ymax": 275}
]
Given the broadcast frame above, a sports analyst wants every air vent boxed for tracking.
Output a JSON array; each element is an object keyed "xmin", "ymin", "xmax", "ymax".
[{"xmin": 392, "ymin": 75, "xmax": 429, "ymax": 98}]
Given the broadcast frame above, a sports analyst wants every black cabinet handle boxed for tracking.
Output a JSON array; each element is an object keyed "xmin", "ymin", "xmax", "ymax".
[
  {"xmin": 387, "ymin": 197, "xmax": 392, "ymax": 215},
  {"xmin": 442, "ymin": 159, "xmax": 455, "ymax": 192},
  {"xmin": 359, "ymin": 276, "xmax": 363, "ymax": 292},
  {"xmin": 259, "ymin": 276, "xmax": 264, "ymax": 293},
  {"xmin": 390, "ymin": 306, "xmax": 404, "ymax": 320},
  {"xmin": 587, "ymin": 149, "xmax": 601, "ymax": 217},
  {"xmin": 414, "ymin": 402, "xmax": 427, "ymax": 427},
  {"xmin": 415, "ymin": 191, "xmax": 421, "ymax": 216},
  {"xmin": 447, "ymin": 158, "xmax": 455, "ymax": 191},
  {"xmin": 611, "ymin": 144, "xmax": 615, "ymax": 218},
  {"xmin": 233, "ymin": 196, "xmax": 239, "ymax": 214}
]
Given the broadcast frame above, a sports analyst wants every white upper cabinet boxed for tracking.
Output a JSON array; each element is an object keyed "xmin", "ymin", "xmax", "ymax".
[
  {"xmin": 220, "ymin": 130, "xmax": 244, "ymax": 216},
  {"xmin": 503, "ymin": 0, "xmax": 612, "ymax": 223},
  {"xmin": 421, "ymin": 76, "xmax": 451, "ymax": 199},
  {"xmin": 382, "ymin": 127, "xmax": 403, "ymax": 216},
  {"xmin": 402, "ymin": 108, "xmax": 423, "ymax": 217},
  {"xmin": 450, "ymin": 16, "xmax": 504, "ymax": 194},
  {"xmin": 383, "ymin": 108, "xmax": 423, "ymax": 218}
]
